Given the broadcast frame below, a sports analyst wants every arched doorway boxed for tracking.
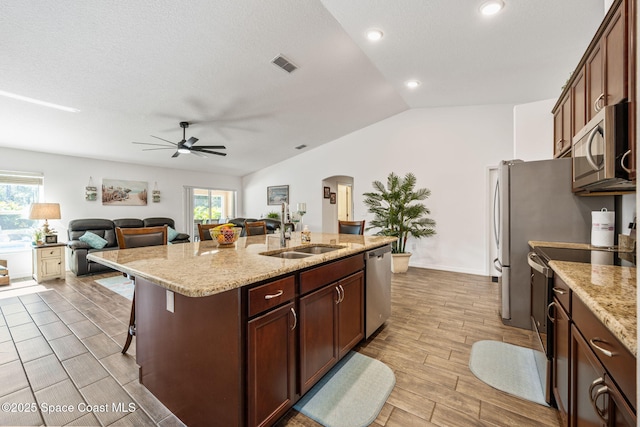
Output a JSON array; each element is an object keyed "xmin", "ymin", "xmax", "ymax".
[{"xmin": 321, "ymin": 175, "xmax": 354, "ymax": 233}]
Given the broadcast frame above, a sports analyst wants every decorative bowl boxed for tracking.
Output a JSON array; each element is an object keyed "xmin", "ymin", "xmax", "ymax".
[{"xmin": 210, "ymin": 226, "xmax": 242, "ymax": 247}]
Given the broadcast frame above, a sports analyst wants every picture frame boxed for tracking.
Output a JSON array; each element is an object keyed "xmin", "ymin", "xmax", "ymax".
[
  {"xmin": 102, "ymin": 179, "xmax": 148, "ymax": 206},
  {"xmin": 323, "ymin": 186, "xmax": 331, "ymax": 198},
  {"xmin": 330, "ymin": 192, "xmax": 336, "ymax": 204},
  {"xmin": 267, "ymin": 185, "xmax": 289, "ymax": 205},
  {"xmin": 45, "ymin": 234, "xmax": 58, "ymax": 244}
]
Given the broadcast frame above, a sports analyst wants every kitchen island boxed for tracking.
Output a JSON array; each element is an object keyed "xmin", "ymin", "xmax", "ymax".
[{"xmin": 88, "ymin": 233, "xmax": 396, "ymax": 427}]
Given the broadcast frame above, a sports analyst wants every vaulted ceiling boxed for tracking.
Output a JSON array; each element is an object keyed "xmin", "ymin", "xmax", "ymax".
[{"xmin": 0, "ymin": 1, "xmax": 605, "ymax": 176}]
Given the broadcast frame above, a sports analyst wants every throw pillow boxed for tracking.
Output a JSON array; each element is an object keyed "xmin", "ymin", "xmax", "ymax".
[
  {"xmin": 79, "ymin": 231, "xmax": 108, "ymax": 249},
  {"xmin": 167, "ymin": 226, "xmax": 179, "ymax": 242}
]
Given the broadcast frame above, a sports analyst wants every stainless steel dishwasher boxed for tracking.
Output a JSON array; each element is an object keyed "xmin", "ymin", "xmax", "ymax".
[{"xmin": 365, "ymin": 245, "xmax": 392, "ymax": 338}]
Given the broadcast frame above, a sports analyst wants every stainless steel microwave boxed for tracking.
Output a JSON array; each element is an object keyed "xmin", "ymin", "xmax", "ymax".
[{"xmin": 572, "ymin": 102, "xmax": 633, "ymax": 192}]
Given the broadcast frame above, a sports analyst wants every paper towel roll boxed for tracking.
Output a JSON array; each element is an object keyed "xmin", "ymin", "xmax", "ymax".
[{"xmin": 591, "ymin": 208, "xmax": 615, "ymax": 247}]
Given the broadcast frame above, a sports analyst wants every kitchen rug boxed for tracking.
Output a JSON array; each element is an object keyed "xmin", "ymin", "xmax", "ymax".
[
  {"xmin": 469, "ymin": 340, "xmax": 549, "ymax": 406},
  {"xmin": 95, "ymin": 275, "xmax": 134, "ymax": 300},
  {"xmin": 293, "ymin": 351, "xmax": 395, "ymax": 427}
]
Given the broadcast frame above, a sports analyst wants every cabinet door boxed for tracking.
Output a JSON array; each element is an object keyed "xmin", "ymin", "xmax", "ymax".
[
  {"xmin": 571, "ymin": 324, "xmax": 609, "ymax": 427},
  {"xmin": 554, "ymin": 108, "xmax": 564, "ymax": 158},
  {"xmin": 247, "ymin": 302, "xmax": 297, "ymax": 427},
  {"xmin": 299, "ymin": 284, "xmax": 338, "ymax": 394},
  {"xmin": 42, "ymin": 258, "xmax": 62, "ymax": 277},
  {"xmin": 337, "ymin": 272, "xmax": 364, "ymax": 359},
  {"xmin": 603, "ymin": 1, "xmax": 627, "ymax": 106},
  {"xmin": 586, "ymin": 43, "xmax": 604, "ymax": 121},
  {"xmin": 552, "ymin": 298, "xmax": 570, "ymax": 425},
  {"xmin": 572, "ymin": 67, "xmax": 587, "ymax": 137}
]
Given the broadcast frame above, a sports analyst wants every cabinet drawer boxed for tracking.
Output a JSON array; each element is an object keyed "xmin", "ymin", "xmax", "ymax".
[
  {"xmin": 248, "ymin": 276, "xmax": 295, "ymax": 318},
  {"xmin": 573, "ymin": 295, "xmax": 636, "ymax": 409},
  {"xmin": 552, "ymin": 275, "xmax": 571, "ymax": 313},
  {"xmin": 299, "ymin": 254, "xmax": 364, "ymax": 295},
  {"xmin": 40, "ymin": 247, "xmax": 62, "ymax": 259}
]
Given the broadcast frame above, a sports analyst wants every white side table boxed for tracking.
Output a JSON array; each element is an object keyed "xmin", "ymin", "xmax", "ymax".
[{"xmin": 32, "ymin": 243, "xmax": 66, "ymax": 283}]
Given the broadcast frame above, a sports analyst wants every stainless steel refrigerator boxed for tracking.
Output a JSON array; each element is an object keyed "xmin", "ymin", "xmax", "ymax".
[{"xmin": 494, "ymin": 158, "xmax": 614, "ymax": 329}]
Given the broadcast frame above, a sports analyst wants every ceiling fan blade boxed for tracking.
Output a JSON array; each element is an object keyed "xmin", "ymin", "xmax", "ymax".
[
  {"xmin": 142, "ymin": 147, "xmax": 175, "ymax": 151},
  {"xmin": 171, "ymin": 151, "xmax": 180, "ymax": 158},
  {"xmin": 198, "ymin": 149, "xmax": 227, "ymax": 156},
  {"xmin": 190, "ymin": 151, "xmax": 207, "ymax": 158},
  {"xmin": 193, "ymin": 145, "xmax": 226, "ymax": 150},
  {"xmin": 151, "ymin": 135, "xmax": 178, "ymax": 146},
  {"xmin": 184, "ymin": 136, "xmax": 198, "ymax": 148},
  {"xmin": 132, "ymin": 142, "xmax": 174, "ymax": 147}
]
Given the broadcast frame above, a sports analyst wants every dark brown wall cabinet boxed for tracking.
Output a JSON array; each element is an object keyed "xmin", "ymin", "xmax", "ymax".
[{"xmin": 552, "ymin": 0, "xmax": 635, "ymax": 178}]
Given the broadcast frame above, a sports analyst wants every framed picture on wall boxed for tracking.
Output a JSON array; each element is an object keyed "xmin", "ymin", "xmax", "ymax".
[
  {"xmin": 329, "ymin": 192, "xmax": 336, "ymax": 204},
  {"xmin": 267, "ymin": 185, "xmax": 289, "ymax": 205},
  {"xmin": 323, "ymin": 186, "xmax": 331, "ymax": 198}
]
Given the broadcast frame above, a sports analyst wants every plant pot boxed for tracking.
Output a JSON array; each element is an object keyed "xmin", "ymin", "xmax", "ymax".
[{"xmin": 391, "ymin": 252, "xmax": 412, "ymax": 273}]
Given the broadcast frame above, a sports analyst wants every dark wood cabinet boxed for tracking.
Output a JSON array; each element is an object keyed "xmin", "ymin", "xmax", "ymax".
[
  {"xmin": 299, "ymin": 270, "xmax": 365, "ymax": 394},
  {"xmin": 570, "ymin": 325, "xmax": 636, "ymax": 427},
  {"xmin": 337, "ymin": 272, "xmax": 364, "ymax": 359},
  {"xmin": 554, "ymin": 93, "xmax": 572, "ymax": 157},
  {"xmin": 247, "ymin": 301, "xmax": 297, "ymax": 427},
  {"xmin": 299, "ymin": 282, "xmax": 339, "ymax": 394},
  {"xmin": 552, "ymin": 297, "xmax": 571, "ymax": 426},
  {"xmin": 549, "ymin": 274, "xmax": 636, "ymax": 427},
  {"xmin": 552, "ymin": 0, "xmax": 635, "ymax": 182}
]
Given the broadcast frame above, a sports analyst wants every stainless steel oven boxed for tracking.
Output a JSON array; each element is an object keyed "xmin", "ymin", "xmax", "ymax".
[{"xmin": 527, "ymin": 251, "xmax": 554, "ymax": 406}]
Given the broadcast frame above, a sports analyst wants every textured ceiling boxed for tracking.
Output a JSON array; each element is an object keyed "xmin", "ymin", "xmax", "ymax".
[{"xmin": 0, "ymin": 1, "xmax": 605, "ymax": 176}]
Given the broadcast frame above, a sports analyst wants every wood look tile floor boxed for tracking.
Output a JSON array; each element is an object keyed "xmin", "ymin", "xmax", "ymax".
[{"xmin": 0, "ymin": 268, "xmax": 561, "ymax": 427}]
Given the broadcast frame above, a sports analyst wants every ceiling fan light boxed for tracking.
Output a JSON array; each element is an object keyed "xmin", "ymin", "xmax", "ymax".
[{"xmin": 178, "ymin": 147, "xmax": 190, "ymax": 154}]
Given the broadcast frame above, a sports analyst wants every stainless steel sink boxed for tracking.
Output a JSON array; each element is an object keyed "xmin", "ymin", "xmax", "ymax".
[
  {"xmin": 261, "ymin": 245, "xmax": 345, "ymax": 259},
  {"xmin": 270, "ymin": 251, "xmax": 313, "ymax": 259},
  {"xmin": 293, "ymin": 245, "xmax": 343, "ymax": 254}
]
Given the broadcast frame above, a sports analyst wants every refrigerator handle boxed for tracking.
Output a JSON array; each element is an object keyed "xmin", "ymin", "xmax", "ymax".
[
  {"xmin": 493, "ymin": 178, "xmax": 500, "ymax": 249},
  {"xmin": 493, "ymin": 257, "xmax": 502, "ymax": 272}
]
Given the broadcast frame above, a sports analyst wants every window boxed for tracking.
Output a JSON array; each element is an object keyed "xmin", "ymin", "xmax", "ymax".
[
  {"xmin": 0, "ymin": 171, "xmax": 43, "ymax": 253},
  {"xmin": 185, "ymin": 187, "xmax": 237, "ymax": 240}
]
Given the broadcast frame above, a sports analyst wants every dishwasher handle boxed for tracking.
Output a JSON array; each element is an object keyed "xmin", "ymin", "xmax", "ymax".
[{"xmin": 368, "ymin": 245, "xmax": 392, "ymax": 259}]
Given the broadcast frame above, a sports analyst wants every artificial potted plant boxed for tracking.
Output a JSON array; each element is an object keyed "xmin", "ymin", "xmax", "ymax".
[{"xmin": 363, "ymin": 172, "xmax": 436, "ymax": 273}]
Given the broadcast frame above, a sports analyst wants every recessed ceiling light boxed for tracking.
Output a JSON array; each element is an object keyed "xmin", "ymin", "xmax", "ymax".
[
  {"xmin": 0, "ymin": 90, "xmax": 80, "ymax": 113},
  {"xmin": 405, "ymin": 80, "xmax": 421, "ymax": 89},
  {"xmin": 479, "ymin": 0, "xmax": 504, "ymax": 16},
  {"xmin": 366, "ymin": 29, "xmax": 384, "ymax": 41}
]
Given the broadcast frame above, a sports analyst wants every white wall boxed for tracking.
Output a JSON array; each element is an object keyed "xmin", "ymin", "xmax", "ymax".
[
  {"xmin": 513, "ymin": 98, "xmax": 556, "ymax": 161},
  {"xmin": 243, "ymin": 105, "xmax": 515, "ymax": 275},
  {"xmin": 1, "ymin": 147, "xmax": 241, "ymax": 277}
]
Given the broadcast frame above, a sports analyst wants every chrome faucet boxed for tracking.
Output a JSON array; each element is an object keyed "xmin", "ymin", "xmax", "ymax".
[{"xmin": 280, "ymin": 202, "xmax": 287, "ymax": 247}]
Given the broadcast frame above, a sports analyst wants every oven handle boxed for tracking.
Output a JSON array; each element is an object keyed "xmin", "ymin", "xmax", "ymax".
[{"xmin": 527, "ymin": 252, "xmax": 553, "ymax": 278}]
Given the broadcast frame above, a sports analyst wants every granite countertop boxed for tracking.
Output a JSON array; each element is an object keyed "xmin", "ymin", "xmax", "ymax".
[
  {"xmin": 88, "ymin": 233, "xmax": 396, "ymax": 298},
  {"xmin": 529, "ymin": 240, "xmax": 636, "ymax": 357}
]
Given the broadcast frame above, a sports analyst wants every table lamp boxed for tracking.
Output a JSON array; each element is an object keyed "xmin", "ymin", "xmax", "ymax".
[{"xmin": 29, "ymin": 203, "xmax": 61, "ymax": 235}]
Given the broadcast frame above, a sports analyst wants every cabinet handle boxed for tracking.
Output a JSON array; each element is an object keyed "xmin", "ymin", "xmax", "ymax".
[
  {"xmin": 546, "ymin": 301, "xmax": 556, "ymax": 323},
  {"xmin": 621, "ymin": 149, "xmax": 632, "ymax": 173},
  {"xmin": 335, "ymin": 287, "xmax": 341, "ymax": 304},
  {"xmin": 290, "ymin": 307, "xmax": 297, "ymax": 330},
  {"xmin": 589, "ymin": 377, "xmax": 605, "ymax": 399},
  {"xmin": 264, "ymin": 290, "xmax": 284, "ymax": 300},
  {"xmin": 591, "ymin": 385, "xmax": 610, "ymax": 423},
  {"xmin": 552, "ymin": 287, "xmax": 567, "ymax": 295},
  {"xmin": 593, "ymin": 93, "xmax": 605, "ymax": 112},
  {"xmin": 589, "ymin": 338, "xmax": 615, "ymax": 357},
  {"xmin": 339, "ymin": 285, "xmax": 345, "ymax": 303}
]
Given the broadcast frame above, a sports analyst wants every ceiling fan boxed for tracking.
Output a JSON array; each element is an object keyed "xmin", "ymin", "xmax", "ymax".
[{"xmin": 133, "ymin": 122, "xmax": 227, "ymax": 158}]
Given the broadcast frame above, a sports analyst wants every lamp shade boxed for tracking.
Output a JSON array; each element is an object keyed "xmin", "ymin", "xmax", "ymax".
[{"xmin": 29, "ymin": 203, "xmax": 61, "ymax": 220}]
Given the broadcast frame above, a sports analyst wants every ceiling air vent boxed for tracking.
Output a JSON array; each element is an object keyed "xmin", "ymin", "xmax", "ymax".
[
  {"xmin": 295, "ymin": 144, "xmax": 307, "ymax": 150},
  {"xmin": 272, "ymin": 55, "xmax": 298, "ymax": 73}
]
